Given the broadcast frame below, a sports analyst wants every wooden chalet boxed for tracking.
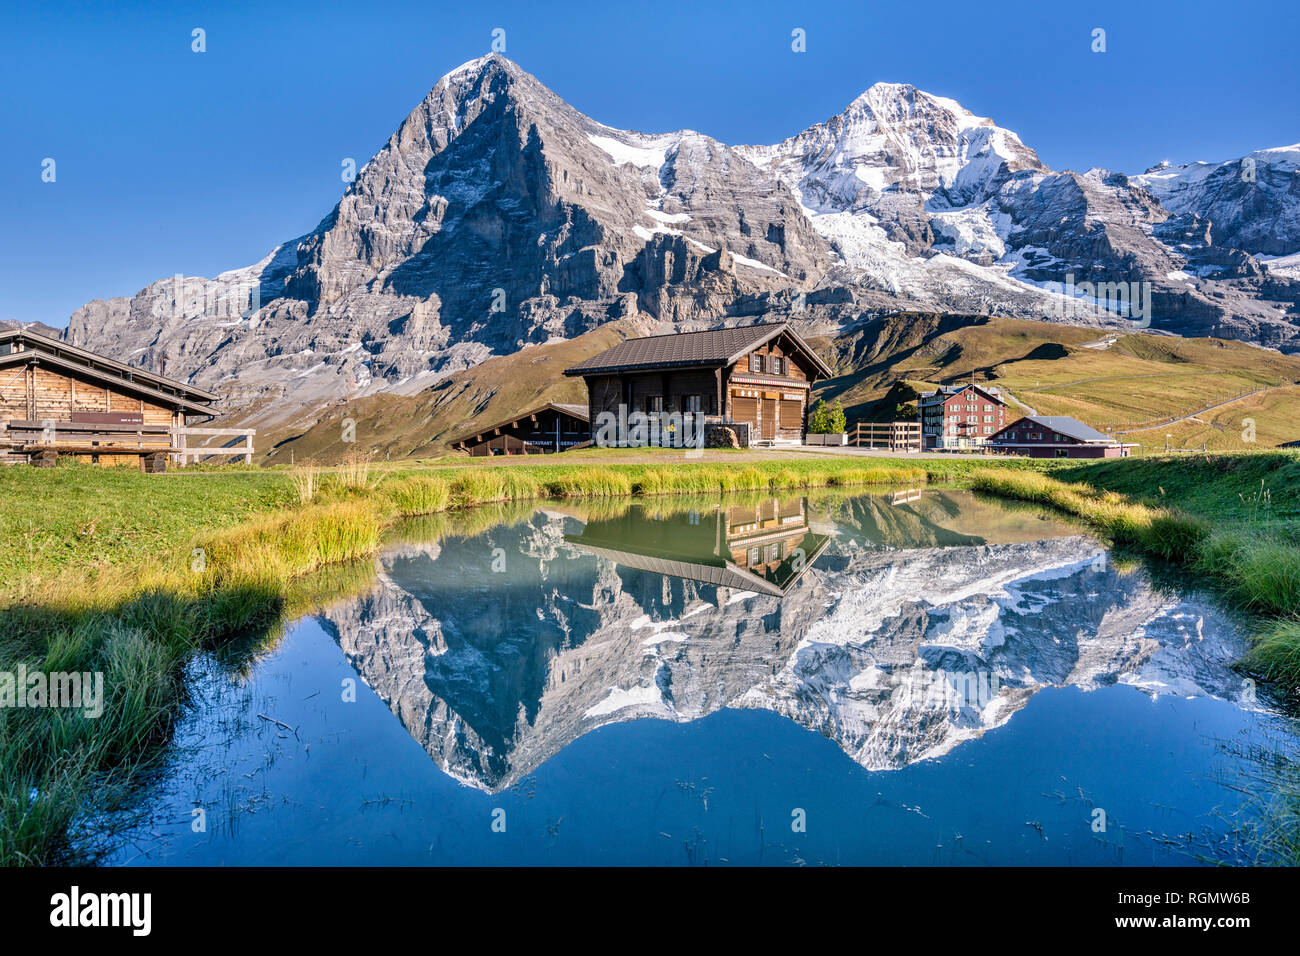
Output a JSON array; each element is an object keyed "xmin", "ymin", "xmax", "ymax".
[
  {"xmin": 451, "ymin": 402, "xmax": 590, "ymax": 456},
  {"xmin": 0, "ymin": 327, "xmax": 223, "ymax": 471},
  {"xmin": 566, "ymin": 496, "xmax": 831, "ymax": 597},
  {"xmin": 563, "ymin": 323, "xmax": 832, "ymax": 447}
]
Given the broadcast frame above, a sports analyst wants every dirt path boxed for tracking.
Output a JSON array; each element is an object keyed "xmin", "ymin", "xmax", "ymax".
[{"xmin": 1114, "ymin": 386, "xmax": 1278, "ymax": 434}]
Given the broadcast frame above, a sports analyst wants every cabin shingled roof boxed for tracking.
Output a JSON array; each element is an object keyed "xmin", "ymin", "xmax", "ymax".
[{"xmin": 563, "ymin": 323, "xmax": 832, "ymax": 378}]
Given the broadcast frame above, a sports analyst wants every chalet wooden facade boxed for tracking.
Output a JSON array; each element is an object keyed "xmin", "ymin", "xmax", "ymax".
[
  {"xmin": 563, "ymin": 323, "xmax": 832, "ymax": 447},
  {"xmin": 986, "ymin": 415, "xmax": 1137, "ymax": 458},
  {"xmin": 0, "ymin": 328, "xmax": 219, "ymax": 470},
  {"xmin": 450, "ymin": 402, "xmax": 590, "ymax": 456}
]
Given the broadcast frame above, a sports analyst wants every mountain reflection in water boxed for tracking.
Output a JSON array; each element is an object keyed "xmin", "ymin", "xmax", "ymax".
[{"xmin": 318, "ymin": 490, "xmax": 1255, "ymax": 793}]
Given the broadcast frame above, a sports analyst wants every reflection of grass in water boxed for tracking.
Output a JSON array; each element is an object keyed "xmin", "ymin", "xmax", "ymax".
[
  {"xmin": 1209, "ymin": 728, "xmax": 1300, "ymax": 866},
  {"xmin": 0, "ymin": 540, "xmax": 379, "ymax": 866},
  {"xmin": 386, "ymin": 486, "xmax": 903, "ymax": 545}
]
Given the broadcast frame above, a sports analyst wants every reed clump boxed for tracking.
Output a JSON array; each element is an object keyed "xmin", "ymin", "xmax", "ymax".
[{"xmin": 382, "ymin": 475, "xmax": 452, "ymax": 516}]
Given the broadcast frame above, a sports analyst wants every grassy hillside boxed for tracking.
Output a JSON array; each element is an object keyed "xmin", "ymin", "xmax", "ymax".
[
  {"xmin": 214, "ymin": 311, "xmax": 1300, "ymax": 465},
  {"xmin": 237, "ymin": 319, "xmax": 645, "ymax": 465},
  {"xmin": 816, "ymin": 316, "xmax": 1300, "ymax": 450}
]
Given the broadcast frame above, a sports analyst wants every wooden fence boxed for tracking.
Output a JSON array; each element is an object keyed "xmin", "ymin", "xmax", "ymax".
[
  {"xmin": 171, "ymin": 426, "xmax": 257, "ymax": 465},
  {"xmin": 850, "ymin": 421, "xmax": 922, "ymax": 452}
]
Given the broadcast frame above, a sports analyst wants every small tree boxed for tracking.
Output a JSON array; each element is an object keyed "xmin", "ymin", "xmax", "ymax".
[
  {"xmin": 829, "ymin": 399, "xmax": 847, "ymax": 434},
  {"xmin": 808, "ymin": 398, "xmax": 847, "ymax": 434}
]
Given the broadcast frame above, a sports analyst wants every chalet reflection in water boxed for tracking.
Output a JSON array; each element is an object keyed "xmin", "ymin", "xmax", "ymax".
[{"xmin": 565, "ymin": 497, "xmax": 831, "ymax": 596}]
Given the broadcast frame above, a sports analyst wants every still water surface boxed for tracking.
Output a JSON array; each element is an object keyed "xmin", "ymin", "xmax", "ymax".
[{"xmin": 99, "ymin": 490, "xmax": 1297, "ymax": 865}]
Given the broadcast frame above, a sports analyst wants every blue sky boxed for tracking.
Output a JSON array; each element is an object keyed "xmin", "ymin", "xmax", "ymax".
[{"xmin": 3, "ymin": 0, "xmax": 1297, "ymax": 328}]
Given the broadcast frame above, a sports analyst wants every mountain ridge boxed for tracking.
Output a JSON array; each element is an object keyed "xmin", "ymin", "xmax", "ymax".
[{"xmin": 60, "ymin": 54, "xmax": 1300, "ymax": 433}]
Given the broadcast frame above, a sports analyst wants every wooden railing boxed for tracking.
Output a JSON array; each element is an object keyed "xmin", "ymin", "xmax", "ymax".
[
  {"xmin": 2, "ymin": 419, "xmax": 175, "ymax": 452},
  {"xmin": 850, "ymin": 421, "xmax": 922, "ymax": 452},
  {"xmin": 0, "ymin": 420, "xmax": 255, "ymax": 465},
  {"xmin": 171, "ymin": 426, "xmax": 257, "ymax": 465}
]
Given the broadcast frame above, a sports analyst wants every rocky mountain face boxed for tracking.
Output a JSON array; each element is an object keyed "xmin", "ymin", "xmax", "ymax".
[
  {"xmin": 62, "ymin": 55, "xmax": 1300, "ymax": 421},
  {"xmin": 1134, "ymin": 146, "xmax": 1300, "ymax": 257},
  {"xmin": 0, "ymin": 318, "xmax": 64, "ymax": 338},
  {"xmin": 318, "ymin": 497, "xmax": 1254, "ymax": 792}
]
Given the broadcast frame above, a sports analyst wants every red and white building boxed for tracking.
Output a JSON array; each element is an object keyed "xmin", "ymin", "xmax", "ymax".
[
  {"xmin": 987, "ymin": 415, "xmax": 1137, "ymax": 458},
  {"xmin": 918, "ymin": 384, "xmax": 1009, "ymax": 450}
]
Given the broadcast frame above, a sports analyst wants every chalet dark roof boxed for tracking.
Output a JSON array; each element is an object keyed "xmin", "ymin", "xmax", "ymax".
[
  {"xmin": 997, "ymin": 415, "xmax": 1114, "ymax": 443},
  {"xmin": 563, "ymin": 323, "xmax": 832, "ymax": 378},
  {"xmin": 450, "ymin": 400, "xmax": 589, "ymax": 446},
  {"xmin": 0, "ymin": 327, "xmax": 218, "ymax": 415}
]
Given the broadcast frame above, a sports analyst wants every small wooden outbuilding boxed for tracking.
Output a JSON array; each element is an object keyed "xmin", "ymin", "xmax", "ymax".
[
  {"xmin": 987, "ymin": 415, "xmax": 1137, "ymax": 458},
  {"xmin": 0, "ymin": 327, "xmax": 219, "ymax": 471},
  {"xmin": 450, "ymin": 402, "xmax": 590, "ymax": 456}
]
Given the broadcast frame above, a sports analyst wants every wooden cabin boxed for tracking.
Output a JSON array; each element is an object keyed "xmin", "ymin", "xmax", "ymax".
[
  {"xmin": 563, "ymin": 323, "xmax": 832, "ymax": 447},
  {"xmin": 450, "ymin": 402, "xmax": 590, "ymax": 456},
  {"xmin": 0, "ymin": 328, "xmax": 218, "ymax": 471}
]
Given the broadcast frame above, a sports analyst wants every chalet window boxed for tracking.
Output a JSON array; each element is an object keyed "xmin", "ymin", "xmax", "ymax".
[
  {"xmin": 771, "ymin": 356, "xmax": 784, "ymax": 375},
  {"xmin": 748, "ymin": 547, "xmax": 760, "ymax": 565},
  {"xmin": 750, "ymin": 354, "xmax": 765, "ymax": 373},
  {"xmin": 1055, "ymin": 449, "xmax": 1070, "ymax": 458},
  {"xmin": 683, "ymin": 394, "xmax": 703, "ymax": 413},
  {"xmin": 644, "ymin": 395, "xmax": 664, "ymax": 413}
]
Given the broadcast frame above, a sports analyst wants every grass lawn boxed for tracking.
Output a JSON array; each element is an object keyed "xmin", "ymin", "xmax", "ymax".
[{"xmin": 0, "ymin": 464, "xmax": 295, "ymax": 586}]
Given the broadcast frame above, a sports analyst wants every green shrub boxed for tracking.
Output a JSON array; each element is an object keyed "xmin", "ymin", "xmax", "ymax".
[{"xmin": 808, "ymin": 398, "xmax": 847, "ymax": 434}]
